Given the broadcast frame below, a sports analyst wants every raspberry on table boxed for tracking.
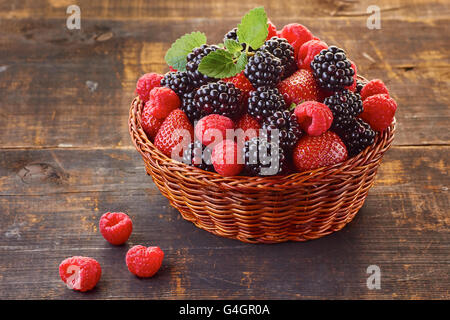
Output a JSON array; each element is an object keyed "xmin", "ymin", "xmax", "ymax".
[
  {"xmin": 243, "ymin": 137, "xmax": 286, "ymax": 176},
  {"xmin": 311, "ymin": 46, "xmax": 355, "ymax": 91},
  {"xmin": 294, "ymin": 101, "xmax": 333, "ymax": 136},
  {"xmin": 126, "ymin": 245, "xmax": 164, "ymax": 278},
  {"xmin": 247, "ymin": 87, "xmax": 286, "ymax": 123},
  {"xmin": 260, "ymin": 36, "xmax": 297, "ymax": 78},
  {"xmin": 160, "ymin": 71, "xmax": 195, "ymax": 99},
  {"xmin": 211, "ymin": 140, "xmax": 244, "ymax": 176},
  {"xmin": 261, "ymin": 110, "xmax": 303, "ymax": 151},
  {"xmin": 59, "ymin": 256, "xmax": 101, "ymax": 292},
  {"xmin": 360, "ymin": 93, "xmax": 397, "ymax": 132},
  {"xmin": 324, "ymin": 89, "xmax": 363, "ymax": 132},
  {"xmin": 186, "ymin": 44, "xmax": 220, "ymax": 87},
  {"xmin": 195, "ymin": 114, "xmax": 234, "ymax": 146},
  {"xmin": 135, "ymin": 73, "xmax": 163, "ymax": 102},
  {"xmin": 99, "ymin": 212, "xmax": 133, "ymax": 245},
  {"xmin": 360, "ymin": 79, "xmax": 389, "ymax": 101},
  {"xmin": 146, "ymin": 87, "xmax": 181, "ymax": 120},
  {"xmin": 244, "ymin": 50, "xmax": 284, "ymax": 88},
  {"xmin": 335, "ymin": 117, "xmax": 376, "ymax": 157},
  {"xmin": 182, "ymin": 140, "xmax": 214, "ymax": 171},
  {"xmin": 194, "ymin": 81, "xmax": 242, "ymax": 119}
]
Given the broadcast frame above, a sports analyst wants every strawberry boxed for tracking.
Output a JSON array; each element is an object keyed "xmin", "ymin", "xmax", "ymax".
[
  {"xmin": 292, "ymin": 131, "xmax": 348, "ymax": 171},
  {"xmin": 154, "ymin": 109, "xmax": 194, "ymax": 158},
  {"xmin": 223, "ymin": 71, "xmax": 254, "ymax": 103},
  {"xmin": 277, "ymin": 69, "xmax": 319, "ymax": 105},
  {"xmin": 235, "ymin": 113, "xmax": 261, "ymax": 141},
  {"xmin": 141, "ymin": 104, "xmax": 163, "ymax": 140}
]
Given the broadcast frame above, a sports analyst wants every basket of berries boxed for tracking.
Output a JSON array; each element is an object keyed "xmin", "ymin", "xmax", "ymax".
[{"xmin": 129, "ymin": 8, "xmax": 397, "ymax": 243}]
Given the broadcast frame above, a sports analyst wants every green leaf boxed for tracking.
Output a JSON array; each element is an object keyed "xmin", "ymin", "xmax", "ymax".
[
  {"xmin": 224, "ymin": 39, "xmax": 242, "ymax": 55},
  {"xmin": 198, "ymin": 50, "xmax": 246, "ymax": 79},
  {"xmin": 289, "ymin": 103, "xmax": 297, "ymax": 111},
  {"xmin": 164, "ymin": 31, "xmax": 207, "ymax": 71},
  {"xmin": 236, "ymin": 7, "xmax": 268, "ymax": 50}
]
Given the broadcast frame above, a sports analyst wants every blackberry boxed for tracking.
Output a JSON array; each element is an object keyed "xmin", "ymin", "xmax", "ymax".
[
  {"xmin": 243, "ymin": 137, "xmax": 286, "ymax": 176},
  {"xmin": 180, "ymin": 91, "xmax": 202, "ymax": 123},
  {"xmin": 160, "ymin": 71, "xmax": 194, "ymax": 99},
  {"xmin": 182, "ymin": 140, "xmax": 214, "ymax": 172},
  {"xmin": 261, "ymin": 110, "xmax": 303, "ymax": 151},
  {"xmin": 247, "ymin": 87, "xmax": 286, "ymax": 122},
  {"xmin": 193, "ymin": 81, "xmax": 242, "ymax": 119},
  {"xmin": 311, "ymin": 46, "xmax": 355, "ymax": 91},
  {"xmin": 186, "ymin": 44, "xmax": 220, "ymax": 87},
  {"xmin": 356, "ymin": 79, "xmax": 365, "ymax": 94},
  {"xmin": 260, "ymin": 37, "xmax": 297, "ymax": 78},
  {"xmin": 244, "ymin": 50, "xmax": 284, "ymax": 88},
  {"xmin": 335, "ymin": 118, "xmax": 376, "ymax": 157},
  {"xmin": 324, "ymin": 89, "xmax": 363, "ymax": 132}
]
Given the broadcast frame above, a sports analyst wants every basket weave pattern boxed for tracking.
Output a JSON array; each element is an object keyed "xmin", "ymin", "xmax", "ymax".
[{"xmin": 129, "ymin": 94, "xmax": 395, "ymax": 243}]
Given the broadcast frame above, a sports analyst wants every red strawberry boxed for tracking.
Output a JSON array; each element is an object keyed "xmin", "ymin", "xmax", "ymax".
[
  {"xmin": 297, "ymin": 39, "xmax": 328, "ymax": 72},
  {"xmin": 195, "ymin": 114, "xmax": 234, "ymax": 147},
  {"xmin": 154, "ymin": 109, "xmax": 194, "ymax": 158},
  {"xmin": 360, "ymin": 79, "xmax": 389, "ymax": 101},
  {"xmin": 277, "ymin": 69, "xmax": 319, "ymax": 105},
  {"xmin": 293, "ymin": 131, "xmax": 348, "ymax": 171},
  {"xmin": 360, "ymin": 94, "xmax": 397, "ymax": 132},
  {"xmin": 141, "ymin": 104, "xmax": 163, "ymax": 140},
  {"xmin": 223, "ymin": 71, "xmax": 254, "ymax": 103},
  {"xmin": 235, "ymin": 113, "xmax": 261, "ymax": 141}
]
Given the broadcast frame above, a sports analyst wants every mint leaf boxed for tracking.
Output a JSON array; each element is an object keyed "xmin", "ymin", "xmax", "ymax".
[
  {"xmin": 224, "ymin": 39, "xmax": 242, "ymax": 55},
  {"xmin": 237, "ymin": 7, "xmax": 268, "ymax": 50},
  {"xmin": 198, "ymin": 50, "xmax": 246, "ymax": 78},
  {"xmin": 164, "ymin": 31, "xmax": 207, "ymax": 71}
]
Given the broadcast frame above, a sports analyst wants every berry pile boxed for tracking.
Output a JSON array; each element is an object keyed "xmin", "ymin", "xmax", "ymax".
[{"xmin": 135, "ymin": 7, "xmax": 397, "ymax": 177}]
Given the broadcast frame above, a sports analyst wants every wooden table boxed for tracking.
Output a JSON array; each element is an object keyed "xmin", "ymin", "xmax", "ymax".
[{"xmin": 0, "ymin": 0, "xmax": 448, "ymax": 299}]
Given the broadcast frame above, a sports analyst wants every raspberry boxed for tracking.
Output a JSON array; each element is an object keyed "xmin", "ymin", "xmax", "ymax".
[
  {"xmin": 59, "ymin": 256, "xmax": 101, "ymax": 292},
  {"xmin": 267, "ymin": 21, "xmax": 278, "ymax": 40},
  {"xmin": 360, "ymin": 79, "xmax": 389, "ymax": 101},
  {"xmin": 360, "ymin": 94, "xmax": 397, "ymax": 132},
  {"xmin": 99, "ymin": 212, "xmax": 133, "ymax": 245},
  {"xmin": 223, "ymin": 71, "xmax": 254, "ymax": 102},
  {"xmin": 243, "ymin": 137, "xmax": 286, "ymax": 176},
  {"xmin": 297, "ymin": 39, "xmax": 328, "ymax": 72},
  {"xmin": 311, "ymin": 46, "xmax": 355, "ymax": 91},
  {"xmin": 160, "ymin": 71, "xmax": 194, "ymax": 99},
  {"xmin": 126, "ymin": 245, "xmax": 164, "ymax": 278},
  {"xmin": 154, "ymin": 109, "xmax": 194, "ymax": 158},
  {"xmin": 244, "ymin": 50, "xmax": 284, "ymax": 88},
  {"xmin": 235, "ymin": 113, "xmax": 261, "ymax": 141},
  {"xmin": 294, "ymin": 101, "xmax": 333, "ymax": 136},
  {"xmin": 336, "ymin": 118, "xmax": 376, "ymax": 157},
  {"xmin": 324, "ymin": 90, "xmax": 363, "ymax": 132},
  {"xmin": 292, "ymin": 131, "xmax": 348, "ymax": 172},
  {"xmin": 146, "ymin": 87, "xmax": 181, "ymax": 119},
  {"xmin": 261, "ymin": 110, "xmax": 303, "ymax": 151},
  {"xmin": 141, "ymin": 105, "xmax": 163, "ymax": 140},
  {"xmin": 279, "ymin": 23, "xmax": 314, "ymax": 57},
  {"xmin": 195, "ymin": 114, "xmax": 234, "ymax": 146},
  {"xmin": 247, "ymin": 87, "xmax": 286, "ymax": 123},
  {"xmin": 182, "ymin": 140, "xmax": 214, "ymax": 171},
  {"xmin": 211, "ymin": 140, "xmax": 244, "ymax": 176},
  {"xmin": 135, "ymin": 73, "xmax": 163, "ymax": 102},
  {"xmin": 260, "ymin": 37, "xmax": 297, "ymax": 78},
  {"xmin": 186, "ymin": 44, "xmax": 220, "ymax": 87},
  {"xmin": 194, "ymin": 81, "xmax": 242, "ymax": 119},
  {"xmin": 277, "ymin": 69, "xmax": 319, "ymax": 105},
  {"xmin": 180, "ymin": 91, "xmax": 202, "ymax": 123}
]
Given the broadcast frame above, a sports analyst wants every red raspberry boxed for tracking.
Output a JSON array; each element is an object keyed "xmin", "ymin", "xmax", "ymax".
[
  {"xmin": 267, "ymin": 20, "xmax": 278, "ymax": 40},
  {"xmin": 235, "ymin": 113, "xmax": 261, "ymax": 141},
  {"xmin": 279, "ymin": 23, "xmax": 314, "ymax": 57},
  {"xmin": 277, "ymin": 69, "xmax": 319, "ymax": 105},
  {"xmin": 141, "ymin": 104, "xmax": 163, "ymax": 140},
  {"xmin": 360, "ymin": 94, "xmax": 397, "ymax": 132},
  {"xmin": 223, "ymin": 71, "xmax": 254, "ymax": 102},
  {"xmin": 154, "ymin": 109, "xmax": 194, "ymax": 158},
  {"xmin": 345, "ymin": 61, "xmax": 358, "ymax": 92},
  {"xmin": 135, "ymin": 73, "xmax": 163, "ymax": 103},
  {"xmin": 99, "ymin": 212, "xmax": 133, "ymax": 245},
  {"xmin": 361, "ymin": 79, "xmax": 389, "ymax": 101},
  {"xmin": 146, "ymin": 87, "xmax": 180, "ymax": 120},
  {"xmin": 211, "ymin": 140, "xmax": 244, "ymax": 176},
  {"xmin": 126, "ymin": 245, "xmax": 164, "ymax": 278},
  {"xmin": 294, "ymin": 101, "xmax": 333, "ymax": 136},
  {"xmin": 59, "ymin": 256, "xmax": 101, "ymax": 292},
  {"xmin": 297, "ymin": 39, "xmax": 328, "ymax": 71},
  {"xmin": 293, "ymin": 131, "xmax": 348, "ymax": 172},
  {"xmin": 195, "ymin": 114, "xmax": 234, "ymax": 147}
]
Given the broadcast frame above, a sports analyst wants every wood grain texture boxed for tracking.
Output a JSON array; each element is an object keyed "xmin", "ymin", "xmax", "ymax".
[{"xmin": 0, "ymin": 0, "xmax": 448, "ymax": 299}]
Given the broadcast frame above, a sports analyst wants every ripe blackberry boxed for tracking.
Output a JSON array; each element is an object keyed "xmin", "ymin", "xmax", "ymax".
[
  {"xmin": 311, "ymin": 46, "xmax": 355, "ymax": 91},
  {"xmin": 356, "ymin": 79, "xmax": 365, "ymax": 94},
  {"xmin": 160, "ymin": 71, "xmax": 194, "ymax": 99},
  {"xmin": 261, "ymin": 110, "xmax": 303, "ymax": 151},
  {"xmin": 244, "ymin": 50, "xmax": 284, "ymax": 88},
  {"xmin": 260, "ymin": 37, "xmax": 297, "ymax": 78},
  {"xmin": 180, "ymin": 91, "xmax": 202, "ymax": 123},
  {"xmin": 243, "ymin": 137, "xmax": 286, "ymax": 176},
  {"xmin": 193, "ymin": 81, "xmax": 242, "ymax": 119},
  {"xmin": 247, "ymin": 87, "xmax": 286, "ymax": 123},
  {"xmin": 336, "ymin": 118, "xmax": 376, "ymax": 157},
  {"xmin": 186, "ymin": 44, "xmax": 220, "ymax": 87},
  {"xmin": 324, "ymin": 89, "xmax": 363, "ymax": 132},
  {"xmin": 182, "ymin": 140, "xmax": 214, "ymax": 171}
]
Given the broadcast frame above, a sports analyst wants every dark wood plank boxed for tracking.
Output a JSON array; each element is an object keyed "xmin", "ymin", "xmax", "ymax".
[{"xmin": 0, "ymin": 147, "xmax": 448, "ymax": 299}]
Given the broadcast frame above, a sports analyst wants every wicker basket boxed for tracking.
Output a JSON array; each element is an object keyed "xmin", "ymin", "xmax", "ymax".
[{"xmin": 128, "ymin": 89, "xmax": 396, "ymax": 243}]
